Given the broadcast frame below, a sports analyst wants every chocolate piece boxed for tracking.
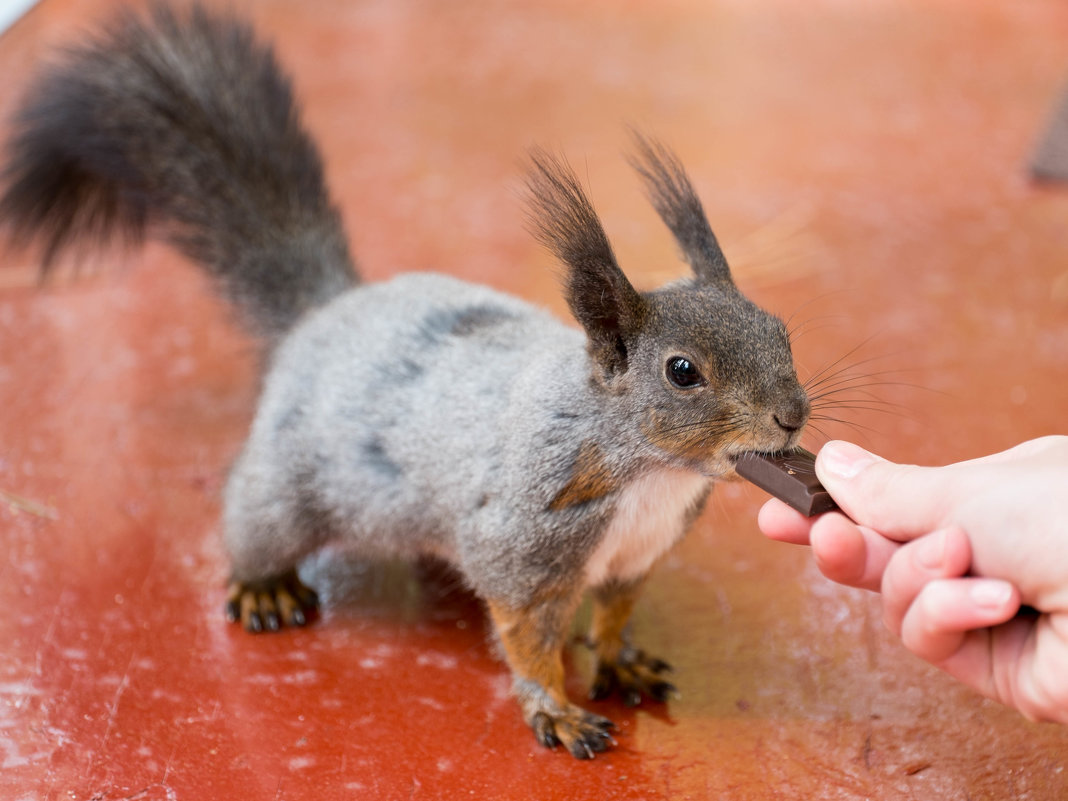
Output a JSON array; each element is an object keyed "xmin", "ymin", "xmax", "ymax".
[{"xmin": 734, "ymin": 448, "xmax": 838, "ymax": 517}]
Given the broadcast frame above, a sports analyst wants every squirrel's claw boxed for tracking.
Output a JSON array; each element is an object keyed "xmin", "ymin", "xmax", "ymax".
[
  {"xmin": 589, "ymin": 647, "xmax": 678, "ymax": 706},
  {"xmin": 531, "ymin": 708, "xmax": 616, "ymax": 759},
  {"xmin": 532, "ymin": 712, "xmax": 562, "ymax": 750},
  {"xmin": 225, "ymin": 570, "xmax": 319, "ymax": 633}
]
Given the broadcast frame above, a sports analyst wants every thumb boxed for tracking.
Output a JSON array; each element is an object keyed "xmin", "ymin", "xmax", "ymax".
[{"xmin": 815, "ymin": 441, "xmax": 958, "ymax": 542}]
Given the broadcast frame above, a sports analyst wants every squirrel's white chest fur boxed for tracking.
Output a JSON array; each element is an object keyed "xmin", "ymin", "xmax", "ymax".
[{"xmin": 583, "ymin": 468, "xmax": 710, "ymax": 587}]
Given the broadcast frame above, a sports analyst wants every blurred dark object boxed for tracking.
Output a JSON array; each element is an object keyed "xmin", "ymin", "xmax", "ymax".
[{"xmin": 1031, "ymin": 83, "xmax": 1068, "ymax": 182}]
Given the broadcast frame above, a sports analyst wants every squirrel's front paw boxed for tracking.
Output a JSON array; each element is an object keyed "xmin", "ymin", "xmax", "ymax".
[
  {"xmin": 530, "ymin": 704, "xmax": 617, "ymax": 760},
  {"xmin": 589, "ymin": 646, "xmax": 677, "ymax": 707},
  {"xmin": 225, "ymin": 569, "xmax": 319, "ymax": 633}
]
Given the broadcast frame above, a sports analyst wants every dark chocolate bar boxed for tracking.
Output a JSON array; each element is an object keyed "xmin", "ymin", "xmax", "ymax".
[{"xmin": 734, "ymin": 448, "xmax": 838, "ymax": 517}]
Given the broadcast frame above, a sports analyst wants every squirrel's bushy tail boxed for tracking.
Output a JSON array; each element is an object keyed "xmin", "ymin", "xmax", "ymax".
[{"xmin": 0, "ymin": 3, "xmax": 357, "ymax": 341}]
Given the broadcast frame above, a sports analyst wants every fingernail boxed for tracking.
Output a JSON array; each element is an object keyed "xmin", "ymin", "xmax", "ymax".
[
  {"xmin": 969, "ymin": 581, "xmax": 1014, "ymax": 609},
  {"xmin": 818, "ymin": 441, "xmax": 878, "ymax": 480},
  {"xmin": 915, "ymin": 530, "xmax": 946, "ymax": 570}
]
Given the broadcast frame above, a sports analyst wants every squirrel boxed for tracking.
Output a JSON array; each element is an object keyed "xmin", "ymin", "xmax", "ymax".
[{"xmin": 0, "ymin": 4, "xmax": 811, "ymax": 759}]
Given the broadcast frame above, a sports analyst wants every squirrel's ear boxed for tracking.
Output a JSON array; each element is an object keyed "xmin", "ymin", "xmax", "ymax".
[
  {"xmin": 629, "ymin": 132, "xmax": 734, "ymax": 288},
  {"xmin": 526, "ymin": 148, "xmax": 646, "ymax": 379}
]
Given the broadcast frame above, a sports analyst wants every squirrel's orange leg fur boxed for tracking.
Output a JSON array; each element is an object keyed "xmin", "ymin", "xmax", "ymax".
[
  {"xmin": 225, "ymin": 569, "xmax": 319, "ymax": 633},
  {"xmin": 487, "ymin": 597, "xmax": 616, "ymax": 759},
  {"xmin": 588, "ymin": 580, "xmax": 677, "ymax": 706}
]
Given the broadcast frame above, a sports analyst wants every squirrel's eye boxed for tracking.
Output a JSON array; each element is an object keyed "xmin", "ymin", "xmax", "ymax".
[{"xmin": 666, "ymin": 357, "xmax": 704, "ymax": 389}]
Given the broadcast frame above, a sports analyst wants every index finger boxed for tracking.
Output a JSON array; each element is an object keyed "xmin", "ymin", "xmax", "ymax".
[{"xmin": 757, "ymin": 497, "xmax": 816, "ymax": 545}]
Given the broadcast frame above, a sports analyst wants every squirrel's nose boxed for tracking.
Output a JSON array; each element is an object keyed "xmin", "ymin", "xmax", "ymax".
[{"xmin": 772, "ymin": 394, "xmax": 810, "ymax": 434}]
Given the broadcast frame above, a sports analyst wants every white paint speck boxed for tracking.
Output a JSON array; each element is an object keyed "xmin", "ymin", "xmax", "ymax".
[{"xmin": 416, "ymin": 652, "xmax": 458, "ymax": 670}]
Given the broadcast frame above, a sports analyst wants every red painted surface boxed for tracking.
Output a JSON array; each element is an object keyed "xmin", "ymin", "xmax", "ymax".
[{"xmin": 2, "ymin": 1, "xmax": 1068, "ymax": 799}]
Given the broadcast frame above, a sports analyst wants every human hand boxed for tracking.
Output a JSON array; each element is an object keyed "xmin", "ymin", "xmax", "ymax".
[{"xmin": 757, "ymin": 436, "xmax": 1068, "ymax": 723}]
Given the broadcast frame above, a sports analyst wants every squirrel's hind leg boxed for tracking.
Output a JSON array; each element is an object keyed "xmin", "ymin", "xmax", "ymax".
[
  {"xmin": 587, "ymin": 579, "xmax": 677, "ymax": 706},
  {"xmin": 486, "ymin": 593, "xmax": 616, "ymax": 759},
  {"xmin": 221, "ymin": 450, "xmax": 326, "ymax": 632}
]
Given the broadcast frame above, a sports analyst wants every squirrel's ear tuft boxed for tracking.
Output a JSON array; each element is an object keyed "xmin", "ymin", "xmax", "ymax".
[
  {"xmin": 629, "ymin": 132, "xmax": 734, "ymax": 288},
  {"xmin": 525, "ymin": 148, "xmax": 646, "ymax": 380}
]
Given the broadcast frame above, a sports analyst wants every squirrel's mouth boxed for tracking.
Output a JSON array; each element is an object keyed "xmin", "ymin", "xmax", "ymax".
[
  {"xmin": 718, "ymin": 430, "xmax": 805, "ymax": 479},
  {"xmin": 645, "ymin": 413, "xmax": 807, "ymax": 479},
  {"xmin": 727, "ymin": 426, "xmax": 805, "ymax": 461}
]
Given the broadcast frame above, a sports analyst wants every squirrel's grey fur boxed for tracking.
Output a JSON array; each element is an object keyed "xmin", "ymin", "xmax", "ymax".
[{"xmin": 1, "ymin": 4, "xmax": 811, "ymax": 759}]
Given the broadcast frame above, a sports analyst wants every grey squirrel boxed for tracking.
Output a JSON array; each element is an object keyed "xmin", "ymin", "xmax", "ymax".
[{"xmin": 1, "ymin": 4, "xmax": 810, "ymax": 759}]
